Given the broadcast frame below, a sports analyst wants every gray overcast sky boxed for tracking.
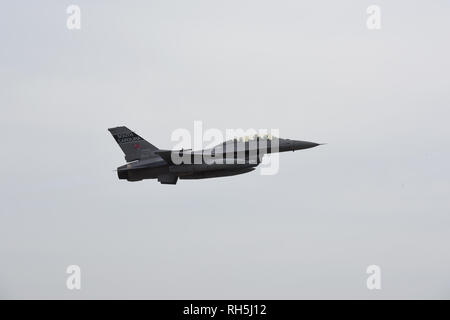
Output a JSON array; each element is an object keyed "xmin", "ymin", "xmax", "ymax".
[{"xmin": 1, "ymin": 0, "xmax": 449, "ymax": 299}]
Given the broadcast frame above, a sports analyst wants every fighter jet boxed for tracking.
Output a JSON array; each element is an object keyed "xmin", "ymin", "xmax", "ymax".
[{"xmin": 108, "ymin": 126, "xmax": 321, "ymax": 184}]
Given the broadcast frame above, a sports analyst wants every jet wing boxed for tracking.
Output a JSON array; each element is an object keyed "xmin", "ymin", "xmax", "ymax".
[{"xmin": 154, "ymin": 150, "xmax": 175, "ymax": 164}]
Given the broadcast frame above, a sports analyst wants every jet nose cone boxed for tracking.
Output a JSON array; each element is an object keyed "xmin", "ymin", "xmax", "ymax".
[{"xmin": 291, "ymin": 140, "xmax": 321, "ymax": 150}]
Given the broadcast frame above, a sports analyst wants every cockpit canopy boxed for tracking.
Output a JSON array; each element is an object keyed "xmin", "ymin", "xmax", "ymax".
[{"xmin": 233, "ymin": 134, "xmax": 276, "ymax": 142}]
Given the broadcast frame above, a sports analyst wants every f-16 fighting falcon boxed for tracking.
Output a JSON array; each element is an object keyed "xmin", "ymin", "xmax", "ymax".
[{"xmin": 108, "ymin": 126, "xmax": 321, "ymax": 184}]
